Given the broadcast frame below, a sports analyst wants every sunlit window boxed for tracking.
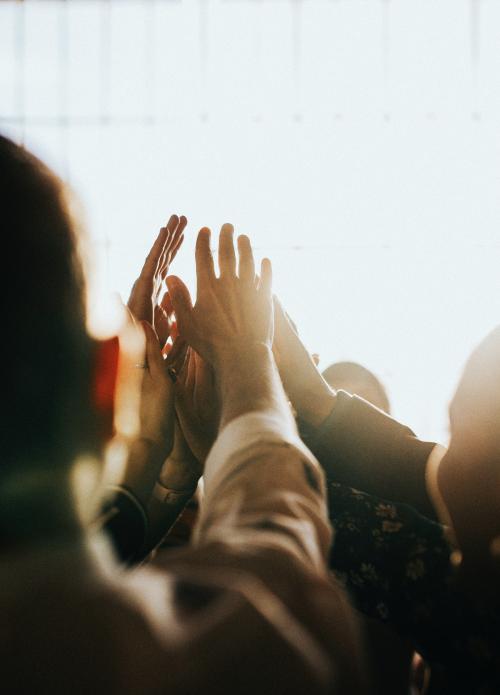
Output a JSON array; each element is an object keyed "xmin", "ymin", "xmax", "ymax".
[{"xmin": 1, "ymin": 0, "xmax": 499, "ymax": 442}]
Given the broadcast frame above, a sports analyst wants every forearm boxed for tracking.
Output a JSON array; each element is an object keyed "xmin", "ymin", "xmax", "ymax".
[
  {"xmin": 141, "ymin": 434, "xmax": 201, "ymax": 554},
  {"xmin": 302, "ymin": 391, "xmax": 439, "ymax": 519},
  {"xmin": 120, "ymin": 438, "xmax": 166, "ymax": 509},
  {"xmin": 215, "ymin": 342, "xmax": 295, "ymax": 432},
  {"xmin": 102, "ymin": 437, "xmax": 175, "ymax": 565}
]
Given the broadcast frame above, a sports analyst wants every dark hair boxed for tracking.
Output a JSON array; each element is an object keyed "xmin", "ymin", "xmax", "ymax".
[
  {"xmin": 322, "ymin": 361, "xmax": 391, "ymax": 414},
  {"xmin": 0, "ymin": 135, "xmax": 91, "ymax": 474}
]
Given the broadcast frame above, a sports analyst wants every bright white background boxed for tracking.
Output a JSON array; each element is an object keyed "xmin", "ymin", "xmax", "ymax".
[{"xmin": 1, "ymin": 0, "xmax": 500, "ymax": 442}]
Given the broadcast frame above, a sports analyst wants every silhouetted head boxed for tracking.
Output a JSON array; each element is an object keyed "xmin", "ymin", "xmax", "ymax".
[
  {"xmin": 0, "ymin": 135, "xmax": 105, "ymax": 480},
  {"xmin": 322, "ymin": 361, "xmax": 390, "ymax": 413}
]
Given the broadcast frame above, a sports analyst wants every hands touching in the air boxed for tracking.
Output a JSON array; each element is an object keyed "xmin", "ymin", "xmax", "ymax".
[
  {"xmin": 166, "ymin": 224, "xmax": 295, "ymax": 432},
  {"xmin": 174, "ymin": 346, "xmax": 220, "ymax": 464},
  {"xmin": 128, "ymin": 214, "xmax": 186, "ymax": 331},
  {"xmin": 127, "ymin": 215, "xmax": 188, "ymax": 450},
  {"xmin": 122, "ymin": 215, "xmax": 187, "ymax": 505},
  {"xmin": 166, "ymin": 224, "xmax": 273, "ymax": 367}
]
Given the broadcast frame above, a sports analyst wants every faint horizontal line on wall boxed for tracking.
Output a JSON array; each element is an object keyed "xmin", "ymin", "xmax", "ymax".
[{"xmin": 0, "ymin": 113, "xmax": 488, "ymax": 127}]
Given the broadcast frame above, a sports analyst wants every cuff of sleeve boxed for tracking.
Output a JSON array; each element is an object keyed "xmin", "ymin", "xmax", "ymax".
[
  {"xmin": 100, "ymin": 485, "xmax": 148, "ymax": 566},
  {"xmin": 204, "ymin": 410, "xmax": 318, "ymax": 497}
]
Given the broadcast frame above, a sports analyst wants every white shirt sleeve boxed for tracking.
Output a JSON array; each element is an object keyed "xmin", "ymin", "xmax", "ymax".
[
  {"xmin": 194, "ymin": 411, "xmax": 333, "ymax": 572},
  {"xmin": 202, "ymin": 410, "xmax": 317, "ymax": 495}
]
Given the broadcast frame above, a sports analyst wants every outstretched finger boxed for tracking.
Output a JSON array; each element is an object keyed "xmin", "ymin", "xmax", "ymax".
[
  {"xmin": 218, "ymin": 223, "xmax": 237, "ymax": 279},
  {"xmin": 141, "ymin": 223, "xmax": 171, "ymax": 280},
  {"xmin": 237, "ymin": 234, "xmax": 255, "ymax": 285},
  {"xmin": 259, "ymin": 258, "xmax": 273, "ymax": 298},
  {"xmin": 195, "ymin": 228, "xmax": 216, "ymax": 294},
  {"xmin": 170, "ymin": 215, "xmax": 187, "ymax": 260},
  {"xmin": 160, "ymin": 292, "xmax": 175, "ymax": 317},
  {"xmin": 160, "ymin": 215, "xmax": 187, "ymax": 279},
  {"xmin": 158, "ymin": 214, "xmax": 183, "ymax": 277}
]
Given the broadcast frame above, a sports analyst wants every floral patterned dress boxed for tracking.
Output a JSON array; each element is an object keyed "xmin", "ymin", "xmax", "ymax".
[{"xmin": 328, "ymin": 483, "xmax": 500, "ymax": 694}]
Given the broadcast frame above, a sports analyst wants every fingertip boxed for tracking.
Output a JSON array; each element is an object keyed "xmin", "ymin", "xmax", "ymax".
[
  {"xmin": 161, "ymin": 291, "xmax": 174, "ymax": 312},
  {"xmin": 167, "ymin": 214, "xmax": 179, "ymax": 227},
  {"xmin": 197, "ymin": 227, "xmax": 211, "ymax": 248},
  {"xmin": 260, "ymin": 258, "xmax": 273, "ymax": 292},
  {"xmin": 221, "ymin": 222, "xmax": 234, "ymax": 234},
  {"xmin": 165, "ymin": 275, "xmax": 180, "ymax": 294},
  {"xmin": 261, "ymin": 257, "xmax": 272, "ymax": 273},
  {"xmin": 237, "ymin": 234, "xmax": 251, "ymax": 247}
]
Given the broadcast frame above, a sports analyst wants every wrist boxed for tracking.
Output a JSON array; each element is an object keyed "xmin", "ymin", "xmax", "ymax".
[
  {"xmin": 213, "ymin": 341, "xmax": 272, "ymax": 372},
  {"xmin": 295, "ymin": 383, "xmax": 337, "ymax": 428},
  {"xmin": 215, "ymin": 341, "xmax": 292, "ymax": 430},
  {"xmin": 122, "ymin": 437, "xmax": 168, "ymax": 507},
  {"xmin": 159, "ymin": 456, "xmax": 201, "ymax": 492}
]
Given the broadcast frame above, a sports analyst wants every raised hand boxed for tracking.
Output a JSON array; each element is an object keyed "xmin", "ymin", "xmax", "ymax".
[
  {"xmin": 165, "ymin": 224, "xmax": 273, "ymax": 367},
  {"xmin": 128, "ymin": 214, "xmax": 187, "ymax": 326},
  {"xmin": 137, "ymin": 321, "xmax": 176, "ymax": 454},
  {"xmin": 174, "ymin": 346, "xmax": 220, "ymax": 464},
  {"xmin": 154, "ymin": 292, "xmax": 179, "ymax": 354},
  {"xmin": 273, "ymin": 297, "xmax": 336, "ymax": 427},
  {"xmin": 120, "ymin": 319, "xmax": 176, "ymax": 507}
]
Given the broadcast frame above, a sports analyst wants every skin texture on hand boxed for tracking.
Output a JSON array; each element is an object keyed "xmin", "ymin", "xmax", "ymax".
[
  {"xmin": 128, "ymin": 214, "xmax": 186, "ymax": 333},
  {"xmin": 273, "ymin": 297, "xmax": 336, "ymax": 428},
  {"xmin": 141, "ymin": 422, "xmax": 201, "ymax": 557},
  {"xmin": 175, "ymin": 347, "xmax": 220, "ymax": 465},
  {"xmin": 122, "ymin": 215, "xmax": 186, "ymax": 506},
  {"xmin": 167, "ymin": 225, "xmax": 294, "ymax": 431},
  {"xmin": 158, "ymin": 419, "xmax": 202, "ymax": 492},
  {"xmin": 121, "ymin": 320, "xmax": 176, "ymax": 506},
  {"xmin": 166, "ymin": 224, "xmax": 273, "ymax": 367},
  {"xmin": 137, "ymin": 321, "xmax": 175, "ymax": 454},
  {"xmin": 155, "ymin": 292, "xmax": 179, "ymax": 355}
]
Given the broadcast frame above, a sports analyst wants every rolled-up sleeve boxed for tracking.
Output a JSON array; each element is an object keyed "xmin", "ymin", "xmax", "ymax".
[{"xmin": 193, "ymin": 411, "xmax": 332, "ymax": 572}]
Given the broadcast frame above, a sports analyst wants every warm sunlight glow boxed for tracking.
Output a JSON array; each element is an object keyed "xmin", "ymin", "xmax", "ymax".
[{"xmin": 2, "ymin": 0, "xmax": 500, "ymax": 442}]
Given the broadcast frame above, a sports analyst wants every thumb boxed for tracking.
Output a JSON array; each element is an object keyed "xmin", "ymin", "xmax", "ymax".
[{"xmin": 165, "ymin": 276, "xmax": 194, "ymax": 338}]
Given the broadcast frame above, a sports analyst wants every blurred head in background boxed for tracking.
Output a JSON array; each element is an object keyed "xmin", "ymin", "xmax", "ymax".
[
  {"xmin": 322, "ymin": 361, "xmax": 390, "ymax": 414},
  {"xmin": 0, "ymin": 134, "xmax": 116, "ymax": 542}
]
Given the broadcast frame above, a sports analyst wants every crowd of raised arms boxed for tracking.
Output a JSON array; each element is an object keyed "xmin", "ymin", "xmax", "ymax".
[{"xmin": 1, "ymin": 133, "xmax": 499, "ymax": 694}]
